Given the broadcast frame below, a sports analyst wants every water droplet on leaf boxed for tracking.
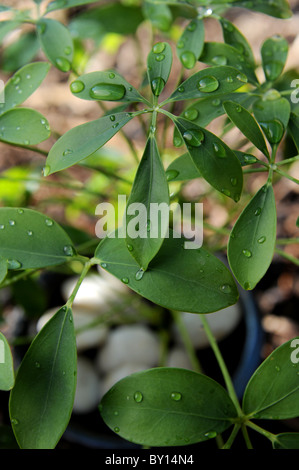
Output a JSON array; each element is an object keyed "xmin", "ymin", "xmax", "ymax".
[
  {"xmin": 63, "ymin": 245, "xmax": 75, "ymax": 257},
  {"xmin": 170, "ymin": 392, "xmax": 182, "ymax": 401},
  {"xmin": 166, "ymin": 169, "xmax": 179, "ymax": 181},
  {"xmin": 153, "ymin": 42, "xmax": 165, "ymax": 54},
  {"xmin": 7, "ymin": 259, "xmax": 22, "ymax": 269},
  {"xmin": 89, "ymin": 83, "xmax": 126, "ymax": 101},
  {"xmin": 70, "ymin": 80, "xmax": 85, "ymax": 93},
  {"xmin": 55, "ymin": 57, "xmax": 71, "ymax": 73},
  {"xmin": 121, "ymin": 277, "xmax": 129, "ymax": 284},
  {"xmin": 134, "ymin": 391, "xmax": 143, "ymax": 403},
  {"xmin": 45, "ymin": 218, "xmax": 54, "ymax": 227},
  {"xmin": 184, "ymin": 108, "xmax": 199, "ymax": 121},
  {"xmin": 220, "ymin": 284, "xmax": 232, "ymax": 294},
  {"xmin": 212, "ymin": 55, "xmax": 227, "ymax": 66},
  {"xmin": 151, "ymin": 77, "xmax": 165, "ymax": 96},
  {"xmin": 135, "ymin": 268, "xmax": 145, "ymax": 281},
  {"xmin": 258, "ymin": 236, "xmax": 266, "ymax": 244},
  {"xmin": 197, "ymin": 76, "xmax": 219, "ymax": 93},
  {"xmin": 181, "ymin": 51, "xmax": 196, "ymax": 69},
  {"xmin": 183, "ymin": 129, "xmax": 204, "ymax": 147},
  {"xmin": 213, "ymin": 142, "xmax": 226, "ymax": 158},
  {"xmin": 242, "ymin": 249, "xmax": 252, "ymax": 258}
]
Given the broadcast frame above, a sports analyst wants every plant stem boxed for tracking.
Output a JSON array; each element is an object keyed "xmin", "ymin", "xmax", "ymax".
[
  {"xmin": 274, "ymin": 167, "xmax": 299, "ymax": 185},
  {"xmin": 222, "ymin": 424, "xmax": 240, "ymax": 449},
  {"xmin": 241, "ymin": 424, "xmax": 253, "ymax": 449},
  {"xmin": 246, "ymin": 420, "xmax": 276, "ymax": 444},
  {"xmin": 275, "ymin": 248, "xmax": 299, "ymax": 266},
  {"xmin": 0, "ymin": 140, "xmax": 48, "ymax": 156},
  {"xmin": 170, "ymin": 310, "xmax": 202, "ymax": 373},
  {"xmin": 66, "ymin": 258, "xmax": 95, "ymax": 308},
  {"xmin": 276, "ymin": 155, "xmax": 299, "ymax": 166},
  {"xmin": 276, "ymin": 237, "xmax": 299, "ymax": 245},
  {"xmin": 199, "ymin": 314, "xmax": 242, "ymax": 416}
]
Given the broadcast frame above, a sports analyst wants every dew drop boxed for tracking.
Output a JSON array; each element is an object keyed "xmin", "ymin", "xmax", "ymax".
[
  {"xmin": 211, "ymin": 55, "xmax": 227, "ymax": 66},
  {"xmin": 184, "ymin": 108, "xmax": 199, "ymax": 121},
  {"xmin": 9, "ymin": 220, "xmax": 15, "ymax": 226},
  {"xmin": 155, "ymin": 54, "xmax": 165, "ymax": 62},
  {"xmin": 220, "ymin": 284, "xmax": 232, "ymax": 294},
  {"xmin": 109, "ymin": 115, "xmax": 116, "ymax": 122},
  {"xmin": 257, "ymin": 236, "xmax": 266, "ymax": 244},
  {"xmin": 221, "ymin": 189, "xmax": 231, "ymax": 197},
  {"xmin": 170, "ymin": 392, "xmax": 182, "ymax": 401},
  {"xmin": 213, "ymin": 142, "xmax": 226, "ymax": 158},
  {"xmin": 226, "ymin": 76, "xmax": 233, "ymax": 83},
  {"xmin": 121, "ymin": 277, "xmax": 129, "ymax": 284},
  {"xmin": 183, "ymin": 129, "xmax": 204, "ymax": 147},
  {"xmin": 260, "ymin": 120, "xmax": 284, "ymax": 144},
  {"xmin": 153, "ymin": 42, "xmax": 165, "ymax": 54},
  {"xmin": 55, "ymin": 57, "xmax": 71, "ymax": 73},
  {"xmin": 151, "ymin": 77, "xmax": 165, "ymax": 97},
  {"xmin": 63, "ymin": 148, "xmax": 73, "ymax": 156},
  {"xmin": 112, "ymin": 123, "xmax": 119, "ymax": 129},
  {"xmin": 127, "ymin": 244, "xmax": 133, "ymax": 252},
  {"xmin": 254, "ymin": 207, "xmax": 262, "ymax": 216},
  {"xmin": 35, "ymin": 361, "xmax": 41, "ymax": 368},
  {"xmin": 237, "ymin": 73, "xmax": 248, "ymax": 83},
  {"xmin": 275, "ymin": 365, "xmax": 280, "ymax": 372},
  {"xmin": 45, "ymin": 218, "xmax": 54, "ymax": 227},
  {"xmin": 197, "ymin": 76, "xmax": 219, "ymax": 93},
  {"xmin": 181, "ymin": 51, "xmax": 196, "ymax": 69},
  {"xmin": 63, "ymin": 245, "xmax": 75, "ymax": 257},
  {"xmin": 0, "ymin": 225, "xmax": 4, "ymax": 230},
  {"xmin": 134, "ymin": 391, "xmax": 143, "ymax": 403},
  {"xmin": 17, "ymin": 209, "xmax": 24, "ymax": 215},
  {"xmin": 27, "ymin": 230, "xmax": 33, "ymax": 236},
  {"xmin": 212, "ymin": 98, "xmax": 221, "ymax": 107},
  {"xmin": 244, "ymin": 281, "xmax": 251, "ymax": 290},
  {"xmin": 114, "ymin": 427, "xmax": 120, "ymax": 433},
  {"xmin": 244, "ymin": 155, "xmax": 257, "ymax": 164},
  {"xmin": 100, "ymin": 262, "xmax": 107, "ymax": 268},
  {"xmin": 64, "ymin": 46, "xmax": 72, "ymax": 56},
  {"xmin": 89, "ymin": 83, "xmax": 126, "ymax": 101},
  {"xmin": 205, "ymin": 431, "xmax": 217, "ymax": 439},
  {"xmin": 263, "ymin": 89, "xmax": 281, "ymax": 101},
  {"xmin": 173, "ymin": 135, "xmax": 183, "ymax": 147},
  {"xmin": 135, "ymin": 268, "xmax": 145, "ymax": 281},
  {"xmin": 7, "ymin": 259, "xmax": 22, "ymax": 270},
  {"xmin": 70, "ymin": 80, "xmax": 85, "ymax": 93},
  {"xmin": 242, "ymin": 249, "xmax": 252, "ymax": 258},
  {"xmin": 109, "ymin": 72, "xmax": 115, "ymax": 79},
  {"xmin": 11, "ymin": 418, "xmax": 19, "ymax": 425},
  {"xmin": 166, "ymin": 169, "xmax": 179, "ymax": 181},
  {"xmin": 187, "ymin": 21, "xmax": 197, "ymax": 32},
  {"xmin": 178, "ymin": 86, "xmax": 185, "ymax": 93},
  {"xmin": 230, "ymin": 177, "xmax": 237, "ymax": 186},
  {"xmin": 23, "ymin": 140, "xmax": 30, "ymax": 145},
  {"xmin": 177, "ymin": 40, "xmax": 185, "ymax": 49},
  {"xmin": 11, "ymin": 75, "xmax": 20, "ymax": 85}
]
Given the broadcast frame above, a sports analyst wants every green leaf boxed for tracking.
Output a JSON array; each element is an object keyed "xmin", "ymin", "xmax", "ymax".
[
  {"xmin": 46, "ymin": 0, "xmax": 99, "ymax": 12},
  {"xmin": 37, "ymin": 18, "xmax": 73, "ymax": 72},
  {"xmin": 0, "ymin": 332, "xmax": 14, "ymax": 391},
  {"xmin": 99, "ymin": 367, "xmax": 237, "ymax": 447},
  {"xmin": 69, "ymin": 71, "xmax": 146, "ymax": 104},
  {"xmin": 252, "ymin": 93, "xmax": 290, "ymax": 146},
  {"xmin": 219, "ymin": 18, "xmax": 255, "ymax": 66},
  {"xmin": 234, "ymin": 0, "xmax": 292, "ymax": 19},
  {"xmin": 173, "ymin": 117, "xmax": 243, "ymax": 202},
  {"xmin": 95, "ymin": 230, "xmax": 239, "ymax": 313},
  {"xmin": 166, "ymin": 66, "xmax": 248, "ymax": 104},
  {"xmin": 0, "ymin": 21, "xmax": 21, "ymax": 43},
  {"xmin": 228, "ymin": 184, "xmax": 277, "ymax": 291},
  {"xmin": 273, "ymin": 433, "xmax": 299, "ymax": 449},
  {"xmin": 0, "ymin": 108, "xmax": 50, "ymax": 145},
  {"xmin": 176, "ymin": 18, "xmax": 204, "ymax": 70},
  {"xmin": 223, "ymin": 101, "xmax": 270, "ymax": 160},
  {"xmin": 199, "ymin": 42, "xmax": 258, "ymax": 86},
  {"xmin": 173, "ymin": 92, "xmax": 255, "ymax": 148},
  {"xmin": 0, "ymin": 62, "xmax": 50, "ymax": 116},
  {"xmin": 261, "ymin": 36, "xmax": 288, "ymax": 82},
  {"xmin": 45, "ymin": 112, "xmax": 134, "ymax": 175},
  {"xmin": 243, "ymin": 338, "xmax": 299, "ymax": 419},
  {"xmin": 126, "ymin": 136, "xmax": 169, "ymax": 270},
  {"xmin": 166, "ymin": 152, "xmax": 200, "ymax": 182},
  {"xmin": 1, "ymin": 32, "xmax": 40, "ymax": 73},
  {"xmin": 147, "ymin": 42, "xmax": 172, "ymax": 97},
  {"xmin": 0, "ymin": 207, "xmax": 76, "ymax": 269},
  {"xmin": 9, "ymin": 306, "xmax": 77, "ymax": 449},
  {"xmin": 234, "ymin": 151, "xmax": 258, "ymax": 167},
  {"xmin": 142, "ymin": 1, "xmax": 172, "ymax": 31}
]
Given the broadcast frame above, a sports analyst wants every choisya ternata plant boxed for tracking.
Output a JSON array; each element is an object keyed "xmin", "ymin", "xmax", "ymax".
[{"xmin": 0, "ymin": 0, "xmax": 298, "ymax": 450}]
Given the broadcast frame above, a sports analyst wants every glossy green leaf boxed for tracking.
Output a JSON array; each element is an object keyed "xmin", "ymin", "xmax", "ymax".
[
  {"xmin": 243, "ymin": 338, "xmax": 299, "ymax": 419},
  {"xmin": 252, "ymin": 93, "xmax": 290, "ymax": 146},
  {"xmin": 173, "ymin": 92, "xmax": 255, "ymax": 148},
  {"xmin": 142, "ymin": 1, "xmax": 172, "ymax": 31},
  {"xmin": 46, "ymin": 0, "xmax": 99, "ymax": 12},
  {"xmin": 273, "ymin": 433, "xmax": 299, "ymax": 449},
  {"xmin": 234, "ymin": 151, "xmax": 258, "ymax": 167},
  {"xmin": 173, "ymin": 117, "xmax": 243, "ymax": 201},
  {"xmin": 223, "ymin": 101, "xmax": 270, "ymax": 160},
  {"xmin": 0, "ymin": 108, "xmax": 50, "ymax": 145},
  {"xmin": 126, "ymin": 136, "xmax": 169, "ymax": 270},
  {"xmin": 288, "ymin": 112, "xmax": 299, "ymax": 152},
  {"xmin": 166, "ymin": 152, "xmax": 200, "ymax": 182},
  {"xmin": 177, "ymin": 18, "xmax": 204, "ymax": 70},
  {"xmin": 9, "ymin": 306, "xmax": 77, "ymax": 449},
  {"xmin": 261, "ymin": 36, "xmax": 288, "ymax": 82},
  {"xmin": 199, "ymin": 42, "xmax": 258, "ymax": 86},
  {"xmin": 0, "ymin": 21, "xmax": 21, "ymax": 43},
  {"xmin": 70, "ymin": 71, "xmax": 146, "ymax": 104},
  {"xmin": 228, "ymin": 184, "xmax": 276, "ymax": 291},
  {"xmin": 100, "ymin": 367, "xmax": 237, "ymax": 447},
  {"xmin": 0, "ymin": 332, "xmax": 14, "ymax": 391},
  {"xmin": 0, "ymin": 207, "xmax": 76, "ymax": 269},
  {"xmin": 166, "ymin": 66, "xmax": 248, "ymax": 104},
  {"xmin": 219, "ymin": 18, "xmax": 255, "ymax": 66},
  {"xmin": 0, "ymin": 62, "xmax": 50, "ymax": 116},
  {"xmin": 1, "ymin": 32, "xmax": 40, "ymax": 73},
  {"xmin": 95, "ymin": 230, "xmax": 239, "ymax": 313},
  {"xmin": 234, "ymin": 0, "xmax": 292, "ymax": 19},
  {"xmin": 147, "ymin": 42, "xmax": 172, "ymax": 97},
  {"xmin": 37, "ymin": 18, "xmax": 73, "ymax": 72},
  {"xmin": 45, "ymin": 112, "xmax": 134, "ymax": 175}
]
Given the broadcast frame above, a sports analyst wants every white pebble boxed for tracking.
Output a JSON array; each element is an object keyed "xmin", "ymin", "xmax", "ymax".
[
  {"xmin": 73, "ymin": 356, "xmax": 102, "ymax": 414},
  {"xmin": 172, "ymin": 304, "xmax": 241, "ymax": 349},
  {"xmin": 96, "ymin": 324, "xmax": 160, "ymax": 374},
  {"xmin": 101, "ymin": 363, "xmax": 149, "ymax": 397},
  {"xmin": 36, "ymin": 307, "xmax": 108, "ymax": 351},
  {"xmin": 166, "ymin": 347, "xmax": 193, "ymax": 370}
]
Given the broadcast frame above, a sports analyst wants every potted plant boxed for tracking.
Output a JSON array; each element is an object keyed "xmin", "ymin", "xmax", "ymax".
[{"xmin": 0, "ymin": 0, "xmax": 298, "ymax": 450}]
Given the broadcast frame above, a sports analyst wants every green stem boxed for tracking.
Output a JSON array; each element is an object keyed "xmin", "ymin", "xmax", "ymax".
[
  {"xmin": 275, "ymin": 247, "xmax": 299, "ymax": 266},
  {"xmin": 242, "ymin": 168, "xmax": 268, "ymax": 175},
  {"xmin": 199, "ymin": 314, "xmax": 242, "ymax": 416},
  {"xmin": 66, "ymin": 258, "xmax": 95, "ymax": 308},
  {"xmin": 0, "ymin": 268, "xmax": 39, "ymax": 288},
  {"xmin": 246, "ymin": 420, "xmax": 276, "ymax": 444},
  {"xmin": 274, "ymin": 167, "xmax": 299, "ymax": 185},
  {"xmin": 222, "ymin": 424, "xmax": 240, "ymax": 449},
  {"xmin": 276, "ymin": 155, "xmax": 299, "ymax": 166},
  {"xmin": 170, "ymin": 310, "xmax": 202, "ymax": 373},
  {"xmin": 241, "ymin": 424, "xmax": 253, "ymax": 449},
  {"xmin": 0, "ymin": 140, "xmax": 48, "ymax": 156},
  {"xmin": 276, "ymin": 237, "xmax": 299, "ymax": 245}
]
